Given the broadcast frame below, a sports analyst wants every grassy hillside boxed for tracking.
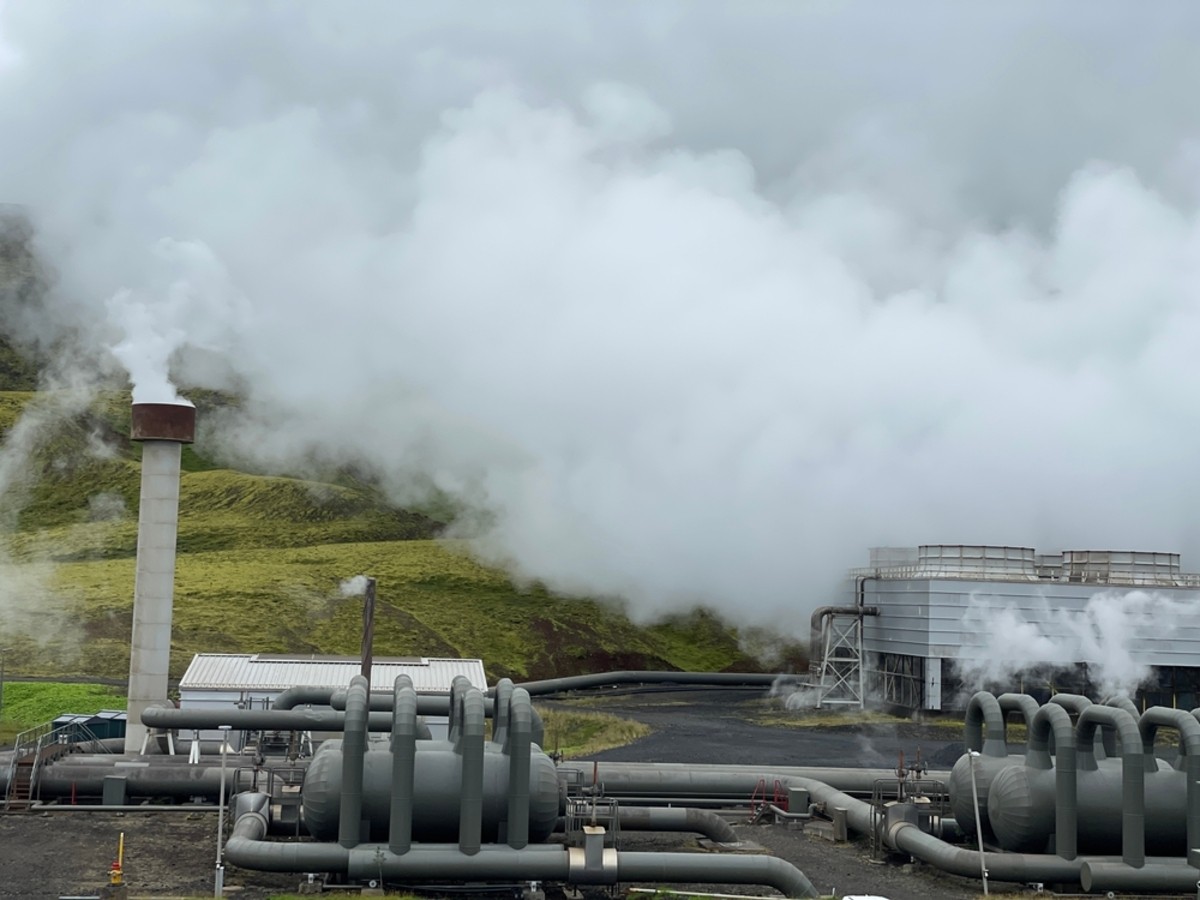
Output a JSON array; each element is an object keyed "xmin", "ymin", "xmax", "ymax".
[{"xmin": 0, "ymin": 387, "xmax": 791, "ymax": 683}]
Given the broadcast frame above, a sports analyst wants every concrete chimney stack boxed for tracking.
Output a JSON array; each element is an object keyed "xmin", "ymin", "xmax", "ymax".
[{"xmin": 124, "ymin": 400, "xmax": 196, "ymax": 754}]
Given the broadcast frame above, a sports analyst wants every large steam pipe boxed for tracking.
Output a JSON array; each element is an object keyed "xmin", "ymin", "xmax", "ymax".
[
  {"xmin": 1140, "ymin": 706, "xmax": 1200, "ymax": 857},
  {"xmin": 224, "ymin": 795, "xmax": 818, "ymax": 897},
  {"xmin": 1025, "ymin": 701, "xmax": 1077, "ymax": 860},
  {"xmin": 572, "ymin": 762, "xmax": 939, "ymax": 798},
  {"xmin": 339, "ymin": 675, "xmax": 368, "ymax": 849},
  {"xmin": 273, "ymin": 688, "xmax": 545, "ymax": 746},
  {"xmin": 996, "ymin": 692, "xmax": 1040, "ymax": 738},
  {"xmin": 779, "ymin": 774, "xmax": 1084, "ymax": 884},
  {"xmin": 965, "ymin": 691, "xmax": 1007, "ymax": 758},
  {"xmin": 456, "ymin": 678, "xmax": 486, "ymax": 855},
  {"xmin": 1080, "ymin": 859, "xmax": 1200, "ymax": 893},
  {"xmin": 141, "ymin": 706, "xmax": 432, "ymax": 735},
  {"xmin": 510, "ymin": 671, "xmax": 788, "ymax": 696},
  {"xmin": 389, "ymin": 675, "xmax": 417, "ymax": 855},
  {"xmin": 1075, "ymin": 705, "xmax": 1143, "ymax": 868},
  {"xmin": 492, "ymin": 678, "xmax": 513, "ymax": 747},
  {"xmin": 617, "ymin": 807, "xmax": 739, "ymax": 844},
  {"xmin": 1102, "ymin": 695, "xmax": 1139, "ymax": 756},
  {"xmin": 1047, "ymin": 692, "xmax": 1108, "ymax": 757},
  {"xmin": 505, "ymin": 685, "xmax": 532, "ymax": 849}
]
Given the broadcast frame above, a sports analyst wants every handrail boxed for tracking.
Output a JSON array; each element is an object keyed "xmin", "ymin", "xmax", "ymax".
[{"xmin": 4, "ymin": 720, "xmax": 114, "ymax": 809}]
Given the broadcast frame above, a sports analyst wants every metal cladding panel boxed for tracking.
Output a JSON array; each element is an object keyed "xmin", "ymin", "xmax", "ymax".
[
  {"xmin": 178, "ymin": 653, "xmax": 487, "ymax": 693},
  {"xmin": 131, "ymin": 401, "xmax": 196, "ymax": 443},
  {"xmin": 862, "ymin": 577, "xmax": 1200, "ymax": 666},
  {"xmin": 862, "ymin": 578, "xmax": 933, "ymax": 656}
]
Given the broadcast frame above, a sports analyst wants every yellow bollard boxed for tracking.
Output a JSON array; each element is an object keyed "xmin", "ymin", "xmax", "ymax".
[{"xmin": 109, "ymin": 832, "xmax": 125, "ymax": 885}]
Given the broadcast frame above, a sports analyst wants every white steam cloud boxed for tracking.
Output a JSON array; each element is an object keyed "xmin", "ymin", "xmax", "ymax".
[
  {"xmin": 2, "ymin": 3, "xmax": 1200, "ymax": 629},
  {"xmin": 339, "ymin": 575, "xmax": 372, "ymax": 598},
  {"xmin": 956, "ymin": 590, "xmax": 1200, "ymax": 698}
]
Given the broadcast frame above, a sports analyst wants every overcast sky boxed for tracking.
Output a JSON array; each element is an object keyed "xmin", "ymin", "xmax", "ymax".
[{"xmin": 1, "ymin": 2, "xmax": 1199, "ymax": 628}]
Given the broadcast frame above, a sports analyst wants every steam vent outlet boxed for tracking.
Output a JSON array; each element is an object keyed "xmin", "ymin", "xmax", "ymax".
[
  {"xmin": 131, "ymin": 401, "xmax": 196, "ymax": 444},
  {"xmin": 124, "ymin": 398, "xmax": 196, "ymax": 754}
]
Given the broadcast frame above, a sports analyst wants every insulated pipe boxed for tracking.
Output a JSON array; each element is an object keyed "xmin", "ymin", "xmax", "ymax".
[
  {"xmin": 965, "ymin": 692, "xmax": 1007, "ymax": 757},
  {"xmin": 996, "ymin": 693, "xmax": 1040, "ymax": 740},
  {"xmin": 140, "ymin": 706, "xmax": 432, "ymax": 736},
  {"xmin": 1048, "ymin": 692, "xmax": 1091, "ymax": 715},
  {"xmin": 506, "ymin": 686, "xmax": 532, "ymax": 849},
  {"xmin": 615, "ymin": 852, "xmax": 817, "ymax": 898},
  {"xmin": 1046, "ymin": 696, "xmax": 1099, "ymax": 758},
  {"xmin": 224, "ymin": 800, "xmax": 817, "ymax": 897},
  {"xmin": 1080, "ymin": 859, "xmax": 1200, "ymax": 893},
  {"xmin": 389, "ymin": 675, "xmax": 417, "ymax": 856},
  {"xmin": 1140, "ymin": 706, "xmax": 1200, "ymax": 856},
  {"xmin": 339, "ymin": 675, "xmax": 369, "ymax": 849},
  {"xmin": 448, "ymin": 675, "xmax": 470, "ymax": 743},
  {"xmin": 313, "ymin": 689, "xmax": 546, "ymax": 747},
  {"xmin": 571, "ymin": 762, "xmax": 940, "ymax": 798},
  {"xmin": 509, "ymin": 671, "xmax": 787, "ymax": 697},
  {"xmin": 1025, "ymin": 701, "xmax": 1077, "ymax": 860},
  {"xmin": 1076, "ymin": 705, "xmax": 1143, "ymax": 868},
  {"xmin": 617, "ymin": 807, "xmax": 739, "ymax": 844},
  {"xmin": 782, "ymin": 774, "xmax": 1084, "ymax": 885},
  {"xmin": 492, "ymin": 678, "xmax": 513, "ymax": 747},
  {"xmin": 457, "ymin": 681, "xmax": 486, "ymax": 855},
  {"xmin": 1103, "ymin": 696, "xmax": 1139, "ymax": 756}
]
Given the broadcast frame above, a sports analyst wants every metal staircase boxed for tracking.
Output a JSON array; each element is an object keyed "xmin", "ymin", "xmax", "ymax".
[{"xmin": 3, "ymin": 720, "xmax": 110, "ymax": 810}]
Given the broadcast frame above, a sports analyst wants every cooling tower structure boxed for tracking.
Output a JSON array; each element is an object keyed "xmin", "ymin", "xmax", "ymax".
[
  {"xmin": 845, "ymin": 544, "xmax": 1200, "ymax": 711},
  {"xmin": 124, "ymin": 400, "xmax": 196, "ymax": 753}
]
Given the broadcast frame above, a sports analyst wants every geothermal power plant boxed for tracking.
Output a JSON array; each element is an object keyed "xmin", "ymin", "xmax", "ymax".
[{"xmin": 8, "ymin": 401, "xmax": 1200, "ymax": 896}]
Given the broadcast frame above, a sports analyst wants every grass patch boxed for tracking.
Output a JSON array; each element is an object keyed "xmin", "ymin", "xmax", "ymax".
[
  {"xmin": 539, "ymin": 707, "xmax": 651, "ymax": 758},
  {"xmin": 0, "ymin": 681, "xmax": 125, "ymax": 731}
]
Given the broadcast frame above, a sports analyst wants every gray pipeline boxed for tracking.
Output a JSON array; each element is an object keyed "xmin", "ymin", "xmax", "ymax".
[
  {"xmin": 569, "ymin": 761, "xmax": 946, "ymax": 799},
  {"xmin": 1025, "ymin": 700, "xmax": 1076, "ymax": 860},
  {"xmin": 1075, "ymin": 704, "xmax": 1143, "ymax": 867},
  {"xmin": 617, "ymin": 807, "xmax": 740, "ymax": 843},
  {"xmin": 224, "ymin": 794, "xmax": 818, "ymax": 897},
  {"xmin": 581, "ymin": 764, "xmax": 1087, "ymax": 886},
  {"xmin": 268, "ymin": 687, "xmax": 543, "ymax": 746},
  {"xmin": 785, "ymin": 774, "xmax": 1084, "ymax": 885},
  {"xmin": 1081, "ymin": 859, "xmax": 1200, "ymax": 893},
  {"xmin": 141, "ymin": 706, "xmax": 434, "ymax": 737}
]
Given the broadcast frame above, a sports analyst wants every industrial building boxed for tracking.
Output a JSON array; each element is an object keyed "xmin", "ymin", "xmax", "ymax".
[
  {"xmin": 177, "ymin": 653, "xmax": 488, "ymax": 746},
  {"xmin": 812, "ymin": 544, "xmax": 1200, "ymax": 712}
]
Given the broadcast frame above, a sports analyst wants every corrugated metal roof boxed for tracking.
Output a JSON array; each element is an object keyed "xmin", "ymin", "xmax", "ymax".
[{"xmin": 179, "ymin": 653, "xmax": 487, "ymax": 693}]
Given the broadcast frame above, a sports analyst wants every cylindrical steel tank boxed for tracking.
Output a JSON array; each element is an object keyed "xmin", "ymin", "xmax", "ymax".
[
  {"xmin": 987, "ymin": 759, "xmax": 1186, "ymax": 854},
  {"xmin": 947, "ymin": 752, "xmax": 1023, "ymax": 837},
  {"xmin": 302, "ymin": 740, "xmax": 560, "ymax": 843}
]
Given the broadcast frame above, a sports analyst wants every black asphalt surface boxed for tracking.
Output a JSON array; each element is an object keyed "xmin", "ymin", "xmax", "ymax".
[{"xmin": 550, "ymin": 687, "xmax": 965, "ymax": 769}]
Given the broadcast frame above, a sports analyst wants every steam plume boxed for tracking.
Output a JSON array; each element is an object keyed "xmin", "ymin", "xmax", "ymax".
[{"xmin": 1, "ymin": 3, "xmax": 1199, "ymax": 630}]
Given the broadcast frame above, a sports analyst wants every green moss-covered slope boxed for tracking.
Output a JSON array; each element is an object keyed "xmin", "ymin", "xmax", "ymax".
[{"xmin": 0, "ymin": 388, "xmax": 779, "ymax": 683}]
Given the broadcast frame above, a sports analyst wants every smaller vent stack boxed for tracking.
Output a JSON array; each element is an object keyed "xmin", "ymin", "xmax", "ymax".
[{"xmin": 124, "ymin": 400, "xmax": 195, "ymax": 754}]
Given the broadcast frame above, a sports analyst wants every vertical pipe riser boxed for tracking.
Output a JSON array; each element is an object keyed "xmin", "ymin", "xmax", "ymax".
[
  {"xmin": 507, "ymin": 688, "xmax": 532, "ymax": 849},
  {"xmin": 389, "ymin": 676, "xmax": 416, "ymax": 856},
  {"xmin": 339, "ymin": 676, "xmax": 369, "ymax": 849},
  {"xmin": 458, "ymin": 686, "xmax": 485, "ymax": 855}
]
